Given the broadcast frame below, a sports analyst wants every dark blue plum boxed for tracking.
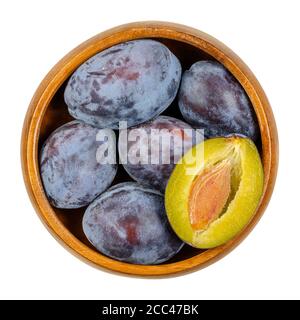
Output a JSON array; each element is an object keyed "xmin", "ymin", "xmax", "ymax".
[
  {"xmin": 118, "ymin": 116, "xmax": 202, "ymax": 192},
  {"xmin": 82, "ymin": 182, "xmax": 184, "ymax": 264},
  {"xmin": 40, "ymin": 120, "xmax": 117, "ymax": 209},
  {"xmin": 178, "ymin": 60, "xmax": 259, "ymax": 141},
  {"xmin": 64, "ymin": 40, "xmax": 182, "ymax": 129}
]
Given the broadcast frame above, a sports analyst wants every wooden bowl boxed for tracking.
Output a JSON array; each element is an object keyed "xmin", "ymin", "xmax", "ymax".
[{"xmin": 21, "ymin": 22, "xmax": 278, "ymax": 276}]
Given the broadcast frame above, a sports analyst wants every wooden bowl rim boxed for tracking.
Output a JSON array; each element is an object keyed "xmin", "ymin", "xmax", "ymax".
[{"xmin": 21, "ymin": 21, "xmax": 279, "ymax": 277}]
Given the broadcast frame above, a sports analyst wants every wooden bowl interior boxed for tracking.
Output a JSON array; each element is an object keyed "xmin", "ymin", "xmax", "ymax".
[{"xmin": 38, "ymin": 38, "xmax": 262, "ymax": 264}]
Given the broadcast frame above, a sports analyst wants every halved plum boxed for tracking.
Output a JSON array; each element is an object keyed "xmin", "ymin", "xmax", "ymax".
[{"xmin": 165, "ymin": 136, "xmax": 264, "ymax": 248}]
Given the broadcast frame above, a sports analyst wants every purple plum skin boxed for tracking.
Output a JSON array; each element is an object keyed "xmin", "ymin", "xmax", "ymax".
[
  {"xmin": 64, "ymin": 40, "xmax": 182, "ymax": 129},
  {"xmin": 178, "ymin": 60, "xmax": 259, "ymax": 141},
  {"xmin": 118, "ymin": 116, "xmax": 202, "ymax": 192},
  {"xmin": 82, "ymin": 182, "xmax": 184, "ymax": 265},
  {"xmin": 40, "ymin": 120, "xmax": 117, "ymax": 209}
]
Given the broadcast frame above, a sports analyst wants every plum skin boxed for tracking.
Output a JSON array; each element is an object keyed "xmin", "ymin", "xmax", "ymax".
[
  {"xmin": 118, "ymin": 116, "xmax": 202, "ymax": 192},
  {"xmin": 64, "ymin": 39, "xmax": 182, "ymax": 129},
  {"xmin": 40, "ymin": 120, "xmax": 117, "ymax": 209},
  {"xmin": 178, "ymin": 60, "xmax": 259, "ymax": 141},
  {"xmin": 82, "ymin": 182, "xmax": 184, "ymax": 265}
]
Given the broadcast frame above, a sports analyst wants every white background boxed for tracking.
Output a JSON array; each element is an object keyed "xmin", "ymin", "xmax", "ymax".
[{"xmin": 0, "ymin": 0, "xmax": 298, "ymax": 300}]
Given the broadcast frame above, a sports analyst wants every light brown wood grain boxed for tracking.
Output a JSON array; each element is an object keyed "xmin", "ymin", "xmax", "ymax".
[{"xmin": 21, "ymin": 21, "xmax": 279, "ymax": 277}]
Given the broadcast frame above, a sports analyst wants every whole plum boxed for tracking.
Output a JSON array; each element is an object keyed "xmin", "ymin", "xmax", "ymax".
[
  {"xmin": 64, "ymin": 40, "xmax": 182, "ymax": 129},
  {"xmin": 178, "ymin": 60, "xmax": 259, "ymax": 140},
  {"xmin": 40, "ymin": 120, "xmax": 117, "ymax": 209},
  {"xmin": 118, "ymin": 116, "xmax": 203, "ymax": 192},
  {"xmin": 82, "ymin": 182, "xmax": 184, "ymax": 264}
]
